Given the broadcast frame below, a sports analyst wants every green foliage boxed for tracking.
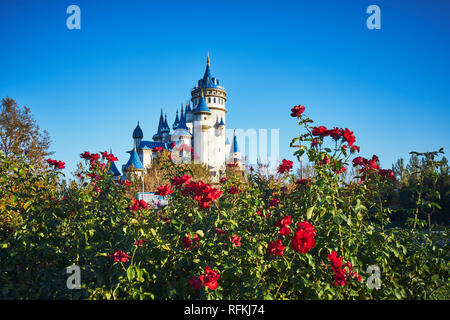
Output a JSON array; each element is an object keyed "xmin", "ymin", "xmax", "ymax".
[
  {"xmin": 0, "ymin": 109, "xmax": 448, "ymax": 300},
  {"xmin": 390, "ymin": 150, "xmax": 449, "ymax": 229}
]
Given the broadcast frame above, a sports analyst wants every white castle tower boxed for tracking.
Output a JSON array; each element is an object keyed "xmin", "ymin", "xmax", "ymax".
[{"xmin": 189, "ymin": 53, "xmax": 228, "ymax": 176}]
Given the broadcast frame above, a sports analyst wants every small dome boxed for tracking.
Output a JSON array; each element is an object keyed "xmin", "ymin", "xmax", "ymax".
[{"xmin": 133, "ymin": 122, "xmax": 144, "ymax": 139}]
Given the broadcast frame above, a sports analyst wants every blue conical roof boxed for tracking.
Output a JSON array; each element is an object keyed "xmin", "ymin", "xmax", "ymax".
[
  {"xmin": 193, "ymin": 94, "xmax": 211, "ymax": 114},
  {"xmin": 219, "ymin": 117, "xmax": 225, "ymax": 126},
  {"xmin": 153, "ymin": 110, "xmax": 164, "ymax": 140},
  {"xmin": 162, "ymin": 114, "xmax": 170, "ymax": 132},
  {"xmin": 123, "ymin": 148, "xmax": 144, "ymax": 171},
  {"xmin": 186, "ymin": 100, "xmax": 192, "ymax": 113},
  {"xmin": 132, "ymin": 121, "xmax": 143, "ymax": 139},
  {"xmin": 198, "ymin": 54, "xmax": 218, "ymax": 89},
  {"xmin": 108, "ymin": 160, "xmax": 121, "ymax": 176},
  {"xmin": 172, "ymin": 110, "xmax": 180, "ymax": 130},
  {"xmin": 176, "ymin": 105, "xmax": 189, "ymax": 131}
]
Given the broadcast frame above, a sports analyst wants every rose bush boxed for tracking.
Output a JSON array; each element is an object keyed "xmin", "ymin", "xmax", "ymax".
[{"xmin": 0, "ymin": 105, "xmax": 448, "ymax": 299}]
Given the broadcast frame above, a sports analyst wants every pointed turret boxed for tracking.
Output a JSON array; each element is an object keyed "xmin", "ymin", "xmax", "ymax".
[
  {"xmin": 172, "ymin": 109, "xmax": 180, "ymax": 130},
  {"xmin": 162, "ymin": 114, "xmax": 170, "ymax": 133},
  {"xmin": 109, "ymin": 160, "xmax": 121, "ymax": 176},
  {"xmin": 186, "ymin": 99, "xmax": 192, "ymax": 113},
  {"xmin": 153, "ymin": 109, "xmax": 164, "ymax": 140},
  {"xmin": 176, "ymin": 104, "xmax": 189, "ymax": 131},
  {"xmin": 198, "ymin": 53, "xmax": 218, "ymax": 89},
  {"xmin": 193, "ymin": 90, "xmax": 211, "ymax": 114},
  {"xmin": 123, "ymin": 142, "xmax": 144, "ymax": 172}
]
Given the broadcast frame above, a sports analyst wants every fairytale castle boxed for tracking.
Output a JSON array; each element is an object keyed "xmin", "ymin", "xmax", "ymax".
[{"xmin": 120, "ymin": 55, "xmax": 242, "ymax": 179}]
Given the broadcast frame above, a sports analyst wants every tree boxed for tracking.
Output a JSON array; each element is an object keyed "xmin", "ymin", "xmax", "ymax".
[{"xmin": 0, "ymin": 97, "xmax": 52, "ymax": 171}]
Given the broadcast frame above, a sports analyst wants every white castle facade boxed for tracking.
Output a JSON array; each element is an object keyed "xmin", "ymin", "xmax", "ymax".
[{"xmin": 121, "ymin": 55, "xmax": 242, "ymax": 179}]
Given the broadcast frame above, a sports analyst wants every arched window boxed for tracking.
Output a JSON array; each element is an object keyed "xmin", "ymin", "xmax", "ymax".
[{"xmin": 214, "ymin": 97, "xmax": 216, "ymax": 103}]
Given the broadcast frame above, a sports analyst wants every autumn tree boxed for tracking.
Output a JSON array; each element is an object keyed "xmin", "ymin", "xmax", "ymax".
[{"xmin": 0, "ymin": 97, "xmax": 52, "ymax": 171}]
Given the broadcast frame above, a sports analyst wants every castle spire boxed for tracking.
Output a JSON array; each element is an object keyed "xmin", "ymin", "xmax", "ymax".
[
  {"xmin": 172, "ymin": 109, "xmax": 180, "ymax": 130},
  {"xmin": 207, "ymin": 52, "xmax": 210, "ymax": 66}
]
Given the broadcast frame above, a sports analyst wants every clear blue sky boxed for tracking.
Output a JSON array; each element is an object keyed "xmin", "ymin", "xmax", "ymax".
[{"xmin": 1, "ymin": 0, "xmax": 449, "ymax": 177}]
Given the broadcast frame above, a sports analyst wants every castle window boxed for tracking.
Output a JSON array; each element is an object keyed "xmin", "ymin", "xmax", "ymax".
[
  {"xmin": 214, "ymin": 97, "xmax": 216, "ymax": 103},
  {"xmin": 208, "ymin": 98, "xmax": 211, "ymax": 103}
]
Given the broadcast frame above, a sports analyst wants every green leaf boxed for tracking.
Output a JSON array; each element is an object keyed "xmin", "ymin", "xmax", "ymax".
[
  {"xmin": 195, "ymin": 230, "xmax": 205, "ymax": 237},
  {"xmin": 306, "ymin": 206, "xmax": 315, "ymax": 220},
  {"xmin": 127, "ymin": 267, "xmax": 135, "ymax": 281}
]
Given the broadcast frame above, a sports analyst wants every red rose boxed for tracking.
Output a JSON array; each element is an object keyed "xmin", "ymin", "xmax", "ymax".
[
  {"xmin": 109, "ymin": 250, "xmax": 131, "ymax": 263},
  {"xmin": 47, "ymin": 158, "xmax": 65, "ymax": 169},
  {"xmin": 230, "ymin": 234, "xmax": 242, "ymax": 247},
  {"xmin": 269, "ymin": 198, "xmax": 280, "ymax": 207},
  {"xmin": 182, "ymin": 180, "xmax": 222, "ymax": 209},
  {"xmin": 352, "ymin": 156, "xmax": 365, "ymax": 167},
  {"xmin": 278, "ymin": 159, "xmax": 293, "ymax": 174},
  {"xmin": 171, "ymin": 174, "xmax": 191, "ymax": 187},
  {"xmin": 291, "ymin": 221, "xmax": 316, "ymax": 254},
  {"xmin": 328, "ymin": 251, "xmax": 343, "ymax": 269},
  {"xmin": 156, "ymin": 184, "xmax": 174, "ymax": 196},
  {"xmin": 220, "ymin": 177, "xmax": 227, "ymax": 183},
  {"xmin": 343, "ymin": 128, "xmax": 356, "ymax": 146},
  {"xmin": 290, "ymin": 105, "xmax": 305, "ymax": 117},
  {"xmin": 139, "ymin": 199, "xmax": 149, "ymax": 210},
  {"xmin": 189, "ymin": 276, "xmax": 203, "ymax": 290},
  {"xmin": 198, "ymin": 200, "xmax": 211, "ymax": 209},
  {"xmin": 327, "ymin": 251, "xmax": 361, "ymax": 287},
  {"xmin": 134, "ymin": 239, "xmax": 146, "ymax": 246},
  {"xmin": 228, "ymin": 186, "xmax": 240, "ymax": 194},
  {"xmin": 379, "ymin": 169, "xmax": 395, "ymax": 179},
  {"xmin": 312, "ymin": 126, "xmax": 329, "ymax": 137},
  {"xmin": 267, "ymin": 239, "xmax": 285, "ymax": 256},
  {"xmin": 291, "ymin": 229, "xmax": 315, "ymax": 254},
  {"xmin": 275, "ymin": 216, "xmax": 292, "ymax": 237},
  {"xmin": 329, "ymin": 127, "xmax": 344, "ymax": 140},
  {"xmin": 80, "ymin": 152, "xmax": 91, "ymax": 159},
  {"xmin": 106, "ymin": 153, "xmax": 118, "ymax": 162},
  {"xmin": 127, "ymin": 198, "xmax": 148, "ymax": 211},
  {"xmin": 153, "ymin": 146, "xmax": 163, "ymax": 152},
  {"xmin": 200, "ymin": 266, "xmax": 220, "ymax": 290}
]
